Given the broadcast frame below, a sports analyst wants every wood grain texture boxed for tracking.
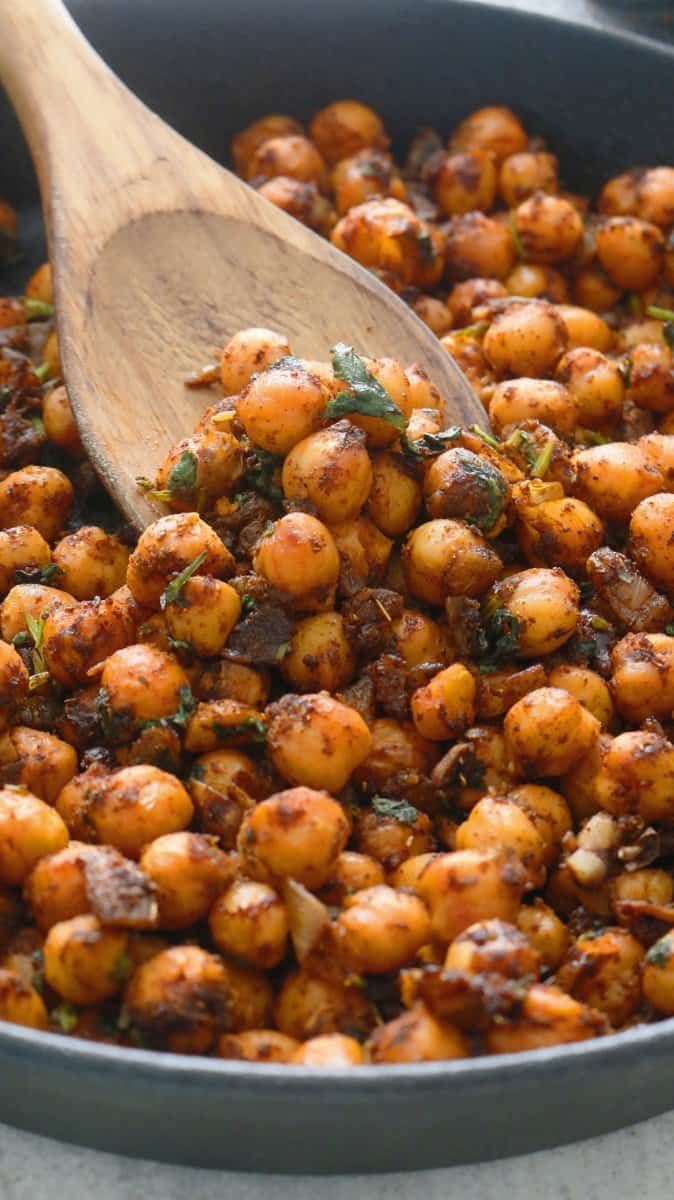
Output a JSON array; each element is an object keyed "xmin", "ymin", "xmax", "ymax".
[{"xmin": 0, "ymin": 0, "xmax": 483, "ymax": 527}]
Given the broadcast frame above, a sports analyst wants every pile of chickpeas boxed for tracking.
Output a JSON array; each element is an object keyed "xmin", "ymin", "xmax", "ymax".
[{"xmin": 2, "ymin": 100, "xmax": 674, "ymax": 1069}]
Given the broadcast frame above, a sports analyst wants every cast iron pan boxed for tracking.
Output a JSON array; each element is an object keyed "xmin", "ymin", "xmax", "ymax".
[{"xmin": 1, "ymin": 0, "xmax": 674, "ymax": 1173}]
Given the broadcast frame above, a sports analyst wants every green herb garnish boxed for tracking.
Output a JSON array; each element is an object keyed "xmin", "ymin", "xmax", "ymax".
[
  {"xmin": 112, "ymin": 952, "xmax": 132, "ymax": 986},
  {"xmin": 531, "ymin": 438, "xmax": 555, "ymax": 480},
  {"xmin": 242, "ymin": 446, "xmax": 284, "ymax": 502},
  {"xmin": 456, "ymin": 451, "xmax": 508, "ymax": 533},
  {"xmin": 25, "ymin": 612, "xmax": 47, "ymax": 674},
  {"xmin": 53, "ymin": 1002, "xmax": 79, "ymax": 1034},
  {"xmin": 160, "ymin": 550, "xmax": 207, "ymax": 610},
  {"xmin": 416, "ymin": 230, "xmax": 435, "ymax": 264},
  {"xmin": 325, "ymin": 343, "xmax": 405, "ymax": 430},
  {"xmin": 469, "ymin": 424, "xmax": 501, "ymax": 450},
  {"xmin": 479, "ymin": 605, "xmax": 521, "ymax": 667},
  {"xmin": 372, "ymin": 796, "xmax": 420, "ymax": 824},
  {"xmin": 508, "ymin": 211, "xmax": 524, "ymax": 258},
  {"xmin": 166, "ymin": 449, "xmax": 198, "ymax": 497},
  {"xmin": 646, "ymin": 305, "xmax": 674, "ymax": 323},
  {"xmin": 646, "ymin": 940, "xmax": 672, "ymax": 968},
  {"xmin": 241, "ymin": 594, "xmax": 257, "ymax": 615},
  {"xmin": 400, "ymin": 427, "xmax": 461, "ymax": 460},
  {"xmin": 212, "ymin": 716, "xmax": 267, "ymax": 745},
  {"xmin": 23, "ymin": 298, "xmax": 54, "ymax": 321}
]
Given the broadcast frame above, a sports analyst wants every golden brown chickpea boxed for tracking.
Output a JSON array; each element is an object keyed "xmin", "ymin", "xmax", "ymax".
[
  {"xmin": 282, "ymin": 421, "xmax": 372, "ymax": 523},
  {"xmin": 598, "ymin": 170, "xmax": 639, "ymax": 217},
  {"xmin": 455, "ymin": 796, "xmax": 547, "ymax": 888},
  {"xmin": 217, "ymin": 1029, "xmax": 299, "ymax": 1063},
  {"xmin": 183, "ymin": 699, "xmax": 264, "ymax": 754},
  {"xmin": 52, "ymin": 526, "xmax": 129, "ymax": 600},
  {"xmin": 0, "ymin": 642, "xmax": 28, "ymax": 730},
  {"xmin": 187, "ymin": 748, "xmax": 264, "ymax": 848},
  {"xmin": 516, "ymin": 494, "xmax": 604, "ymax": 573},
  {"xmin": 329, "ymin": 515, "xmax": 393, "ymax": 589},
  {"xmin": 643, "ymin": 932, "xmax": 674, "ymax": 1015},
  {"xmin": 368, "ymin": 450, "xmax": 422, "ymax": 538},
  {"xmin": 449, "ymin": 105, "xmax": 527, "ymax": 163},
  {"xmin": 219, "ymin": 327, "xmax": 291, "ymax": 395},
  {"xmin": 369, "ymin": 1002, "xmax": 469, "ymax": 1063},
  {"xmin": 490, "ymin": 567, "xmax": 579, "ymax": 658},
  {"xmin": 403, "ymin": 518, "xmax": 502, "ymax": 605},
  {"xmin": 630, "ymin": 492, "xmax": 674, "ymax": 592},
  {"xmin": 25, "ymin": 261, "xmax": 53, "ymax": 305},
  {"xmin": 253, "ymin": 513, "xmax": 339, "ymax": 610},
  {"xmin": 140, "ymin": 832, "xmax": 232, "ymax": 929},
  {"xmin": 24, "ymin": 841, "xmax": 96, "ymax": 932},
  {"xmin": 44, "ymin": 914, "xmax": 129, "ymax": 1006},
  {"xmin": 336, "ymin": 884, "xmax": 431, "ymax": 974},
  {"xmin": 78, "ymin": 765, "xmax": 193, "ymax": 860},
  {"xmin": 0, "ymin": 969, "xmax": 48, "ymax": 1030},
  {"xmin": 347, "ymin": 357, "xmax": 413, "ymax": 448},
  {"xmin": 499, "ymin": 152, "xmax": 558, "ymax": 207},
  {"xmin": 573, "ymin": 443, "xmax": 663, "ymax": 524},
  {"xmin": 281, "ymin": 612, "xmax": 355, "ymax": 693},
  {"xmin": 41, "ymin": 591, "xmax": 137, "ymax": 688},
  {"xmin": 0, "ymin": 786, "xmax": 68, "ymax": 884},
  {"xmin": 430, "ymin": 149, "xmax": 497, "ymax": 216},
  {"xmin": 517, "ymin": 899, "xmax": 569, "ymax": 970},
  {"xmin": 0, "ymin": 726, "xmax": 77, "ymax": 805},
  {"xmin": 389, "ymin": 852, "xmax": 439, "ymax": 891},
  {"xmin": 353, "ymin": 806, "xmax": 434, "ymax": 873},
  {"xmin": 98, "ymin": 643, "xmax": 189, "ymax": 726},
  {"xmin": 597, "ymin": 730, "xmax": 674, "ymax": 822},
  {"xmin": 423, "ymin": 448, "xmax": 508, "ymax": 534},
  {"xmin": 164, "ymin": 576, "xmax": 241, "ymax": 657},
  {"xmin": 555, "ymin": 347, "xmax": 624, "ymax": 429},
  {"xmin": 615, "ymin": 318, "xmax": 666, "ymax": 352},
  {"xmin": 41, "ymin": 330, "xmax": 61, "ymax": 380},
  {"xmin": 595, "ymin": 216, "xmax": 664, "ymax": 290},
  {"xmin": 416, "ymin": 849, "xmax": 525, "ymax": 945},
  {"xmin": 245, "ymin": 134, "xmax": 328, "ymax": 191},
  {"xmin": 610, "ymin": 633, "xmax": 674, "ymax": 723},
  {"xmin": 413, "ymin": 295, "xmax": 453, "ymax": 338},
  {"xmin": 236, "ymin": 362, "xmax": 327, "ymax": 456},
  {"xmin": 274, "ymin": 967, "xmax": 374, "ymax": 1041},
  {"xmin": 505, "ymin": 687, "xmax": 600, "ymax": 777},
  {"xmin": 490, "ymin": 378, "xmax": 576, "ymax": 436},
  {"xmin": 198, "ymin": 660, "xmax": 270, "ymax": 709},
  {"xmin": 447, "ymin": 278, "xmax": 508, "ymax": 326},
  {"xmin": 0, "ymin": 466, "xmax": 73, "ymax": 542},
  {"xmin": 266, "ymin": 692, "xmax": 371, "ymax": 793},
  {"xmin": 512, "ymin": 193, "xmax": 583, "ymax": 264},
  {"xmin": 486, "ymin": 984, "xmax": 607, "ymax": 1053},
  {"xmin": 256, "ymin": 177, "xmax": 336, "ymax": 235},
  {"xmin": 405, "ymin": 406, "xmax": 444, "ymax": 441},
  {"xmin": 508, "ymin": 784, "xmax": 572, "ymax": 864},
  {"xmin": 444, "ymin": 212, "xmax": 517, "ymax": 280},
  {"xmin": 572, "ymin": 264, "xmax": 622, "ymax": 313},
  {"xmin": 554, "ymin": 305, "xmax": 613, "ymax": 353},
  {"xmin": 446, "ymin": 917, "xmax": 541, "ymax": 979},
  {"xmin": 440, "ymin": 334, "xmax": 496, "ymax": 402},
  {"xmin": 391, "ymin": 609, "xmax": 449, "ymax": 668},
  {"xmin": 331, "ymin": 199, "xmax": 443, "ymax": 290},
  {"xmin": 321, "ymin": 851, "xmax": 385, "ymax": 902},
  {"xmin": 0, "ymin": 582, "xmax": 76, "ymax": 643},
  {"xmin": 483, "ymin": 301, "xmax": 567, "ymax": 379},
  {"xmin": 42, "ymin": 384, "xmax": 83, "ymax": 456},
  {"xmin": 505, "ymin": 263, "xmax": 569, "ymax": 303},
  {"xmin": 611, "ymin": 868, "xmax": 673, "ymax": 907},
  {"xmin": 629, "ymin": 342, "xmax": 674, "ymax": 413},
  {"xmin": 310, "ymin": 100, "xmax": 388, "ymax": 166},
  {"xmin": 556, "ymin": 928, "xmax": 644, "ymax": 1027},
  {"xmin": 411, "ymin": 663, "xmax": 476, "ymax": 741},
  {"xmin": 547, "ymin": 665, "xmax": 613, "ymax": 728},
  {"xmin": 126, "ymin": 512, "xmax": 234, "ymax": 610},
  {"xmin": 292, "ymin": 1034, "xmax": 366, "ymax": 1067},
  {"xmin": 559, "ymin": 733, "xmax": 609, "ymax": 823},
  {"xmin": 331, "ymin": 148, "xmax": 405, "ymax": 214},
  {"xmin": 231, "ymin": 114, "xmax": 303, "ymax": 175},
  {"xmin": 238, "ymin": 785, "xmax": 349, "ymax": 889},
  {"xmin": 632, "ymin": 167, "xmax": 674, "ymax": 226},
  {"xmin": 209, "ymin": 879, "xmax": 288, "ymax": 968},
  {"xmin": 354, "ymin": 722, "xmax": 438, "ymax": 800},
  {"xmin": 155, "ymin": 429, "xmax": 244, "ymax": 512},
  {"xmin": 0, "ymin": 526, "xmax": 52, "ymax": 597}
]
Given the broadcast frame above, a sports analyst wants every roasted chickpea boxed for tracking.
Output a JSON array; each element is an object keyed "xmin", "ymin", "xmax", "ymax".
[
  {"xmin": 490, "ymin": 379, "xmax": 576, "ymax": 437},
  {"xmin": 332, "ymin": 148, "xmax": 405, "ymax": 214},
  {"xmin": 0, "ymin": 726, "xmax": 76, "ymax": 804},
  {"xmin": 0, "ymin": 787, "xmax": 68, "ymax": 884},
  {"xmin": 256, "ymin": 177, "xmax": 335, "ymax": 235},
  {"xmin": 0, "ymin": 582, "xmax": 76, "ymax": 643},
  {"xmin": 25, "ymin": 262, "xmax": 52, "ymax": 305},
  {"xmin": 505, "ymin": 264, "xmax": 569, "ymax": 303},
  {"xmin": 517, "ymin": 899, "xmax": 569, "ymax": 970},
  {"xmin": 282, "ymin": 421, "xmax": 372, "ymax": 523},
  {"xmin": 491, "ymin": 567, "xmax": 579, "ymax": 658},
  {"xmin": 73, "ymin": 765, "xmax": 193, "ymax": 859},
  {"xmin": 411, "ymin": 663, "xmax": 475, "ymax": 741},
  {"xmin": 354, "ymin": 806, "xmax": 434, "ymax": 873},
  {"xmin": 449, "ymin": 105, "xmax": 527, "ymax": 163},
  {"xmin": 555, "ymin": 305, "xmax": 613, "ymax": 353},
  {"xmin": 253, "ymin": 513, "xmax": 339, "ymax": 610},
  {"xmin": 630, "ymin": 493, "xmax": 674, "ymax": 592},
  {"xmin": 44, "ymin": 914, "xmax": 129, "ymax": 1005},
  {"xmin": 42, "ymin": 384, "xmax": 83, "ymax": 456},
  {"xmin": 512, "ymin": 193, "xmax": 583, "ymax": 264},
  {"xmin": 275, "ymin": 967, "xmax": 374, "ymax": 1041},
  {"xmin": 209, "ymin": 879, "xmax": 288, "ymax": 968},
  {"xmin": 505, "ymin": 687, "xmax": 600, "ymax": 777},
  {"xmin": 483, "ymin": 302, "xmax": 567, "ymax": 379},
  {"xmin": 329, "ymin": 515, "xmax": 393, "ymax": 590},
  {"xmin": 331, "ymin": 199, "xmax": 443, "ymax": 290},
  {"xmin": 24, "ymin": 841, "xmax": 96, "ymax": 932},
  {"xmin": 140, "ymin": 832, "xmax": 232, "ymax": 929},
  {"xmin": 391, "ymin": 609, "xmax": 449, "ymax": 669},
  {"xmin": 183, "ymin": 699, "xmax": 263, "ymax": 754},
  {"xmin": 416, "ymin": 850, "xmax": 525, "ymax": 945},
  {"xmin": 98, "ymin": 643, "xmax": 189, "ymax": 727},
  {"xmin": 455, "ymin": 797, "xmax": 547, "ymax": 888},
  {"xmin": 573, "ymin": 443, "xmax": 663, "ymax": 524},
  {"xmin": 628, "ymin": 341, "xmax": 674, "ymax": 413},
  {"xmin": 368, "ymin": 450, "xmax": 422, "ymax": 537},
  {"xmin": 187, "ymin": 748, "xmax": 264, "ymax": 847},
  {"xmin": 238, "ymin": 786, "xmax": 349, "ymax": 889},
  {"xmin": 217, "ymin": 1029, "xmax": 299, "ymax": 1063},
  {"xmin": 447, "ymin": 278, "xmax": 508, "ymax": 327},
  {"xmin": 446, "ymin": 917, "xmax": 541, "ymax": 979},
  {"xmin": 444, "ymin": 212, "xmax": 516, "ymax": 280},
  {"xmin": 430, "ymin": 149, "xmax": 497, "ymax": 216},
  {"xmin": 281, "ymin": 612, "xmax": 355, "ymax": 693},
  {"xmin": 517, "ymin": 493, "xmax": 604, "ymax": 573},
  {"xmin": 499, "ymin": 152, "xmax": 558, "ymax": 208},
  {"xmin": 126, "ymin": 512, "xmax": 234, "ymax": 610},
  {"xmin": 353, "ymin": 717, "xmax": 438, "ymax": 793},
  {"xmin": 595, "ymin": 216, "xmax": 664, "ymax": 290},
  {"xmin": 266, "ymin": 692, "xmax": 371, "ymax": 792},
  {"xmin": 555, "ymin": 347, "xmax": 624, "ymax": 429},
  {"xmin": 596, "ymin": 730, "xmax": 674, "ymax": 822},
  {"xmin": 572, "ymin": 264, "xmax": 622, "ymax": 313},
  {"xmin": 556, "ymin": 928, "xmax": 644, "ymax": 1026},
  {"xmin": 310, "ymin": 100, "xmax": 388, "ymax": 165},
  {"xmin": 51, "ymin": 526, "xmax": 129, "ymax": 600},
  {"xmin": 486, "ymin": 984, "xmax": 607, "ymax": 1053},
  {"xmin": 413, "ymin": 295, "xmax": 453, "ymax": 338},
  {"xmin": 237, "ymin": 362, "xmax": 327, "ymax": 456},
  {"xmin": 0, "ymin": 969, "xmax": 47, "ymax": 1030},
  {"xmin": 197, "ymin": 660, "xmax": 270, "ymax": 708},
  {"xmin": 336, "ymin": 885, "xmax": 430, "ymax": 974},
  {"xmin": 610, "ymin": 633, "xmax": 674, "ymax": 722},
  {"xmin": 403, "ymin": 518, "xmax": 501, "ymax": 605},
  {"xmin": 423, "ymin": 448, "xmax": 508, "ymax": 534},
  {"xmin": 321, "ymin": 851, "xmax": 385, "ymax": 902},
  {"xmin": 219, "ymin": 327, "xmax": 291, "ymax": 395},
  {"xmin": 369, "ymin": 1003, "xmax": 469, "ymax": 1063},
  {"xmin": 547, "ymin": 665, "xmax": 613, "ymax": 728},
  {"xmin": 643, "ymin": 932, "xmax": 674, "ymax": 1015},
  {"xmin": 164, "ymin": 576, "xmax": 241, "ymax": 657},
  {"xmin": 245, "ymin": 134, "xmax": 328, "ymax": 191},
  {"xmin": 231, "ymin": 114, "xmax": 303, "ymax": 175},
  {"xmin": 292, "ymin": 1034, "xmax": 365, "ymax": 1066},
  {"xmin": 0, "ymin": 466, "xmax": 73, "ymax": 542},
  {"xmin": 155, "ymin": 429, "xmax": 243, "ymax": 512},
  {"xmin": 611, "ymin": 868, "xmax": 674, "ymax": 907},
  {"xmin": 0, "ymin": 526, "xmax": 52, "ymax": 597}
]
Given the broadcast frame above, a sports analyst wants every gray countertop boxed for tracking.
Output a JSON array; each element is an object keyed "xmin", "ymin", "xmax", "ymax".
[{"xmin": 4, "ymin": 0, "xmax": 674, "ymax": 1194}]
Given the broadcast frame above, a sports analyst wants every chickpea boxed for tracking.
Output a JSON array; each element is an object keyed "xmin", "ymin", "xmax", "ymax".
[
  {"xmin": 0, "ymin": 583, "xmax": 76, "ymax": 644},
  {"xmin": 491, "ymin": 568, "xmax": 579, "ymax": 658},
  {"xmin": 44, "ymin": 914, "xmax": 129, "ymax": 1005},
  {"xmin": 0, "ymin": 726, "xmax": 77, "ymax": 804},
  {"xmin": 368, "ymin": 450, "xmax": 422, "ymax": 537},
  {"xmin": 42, "ymin": 385, "xmax": 83, "ymax": 456},
  {"xmin": 24, "ymin": 841, "xmax": 96, "ymax": 931},
  {"xmin": 155, "ymin": 429, "xmax": 243, "ymax": 511},
  {"xmin": 353, "ymin": 717, "xmax": 438, "ymax": 793},
  {"xmin": 310, "ymin": 100, "xmax": 388, "ymax": 166},
  {"xmin": 275, "ymin": 967, "xmax": 374, "ymax": 1041},
  {"xmin": 389, "ymin": 853, "xmax": 439, "ymax": 891},
  {"xmin": 209, "ymin": 879, "xmax": 288, "ymax": 968},
  {"xmin": 77, "ymin": 765, "xmax": 193, "ymax": 859},
  {"xmin": 320, "ymin": 851, "xmax": 385, "ymax": 902},
  {"xmin": 345, "ymin": 357, "xmax": 412, "ymax": 448},
  {"xmin": 630, "ymin": 493, "xmax": 674, "ymax": 592},
  {"xmin": 164, "ymin": 576, "xmax": 241, "ymax": 657},
  {"xmin": 512, "ymin": 193, "xmax": 583, "ymax": 264},
  {"xmin": 42, "ymin": 591, "xmax": 135, "ymax": 688},
  {"xmin": 231, "ymin": 114, "xmax": 303, "ymax": 175},
  {"xmin": 632, "ymin": 167, "xmax": 674, "ymax": 227},
  {"xmin": 483, "ymin": 301, "xmax": 567, "ymax": 379},
  {"xmin": 612, "ymin": 868, "xmax": 673, "ymax": 907},
  {"xmin": 99, "ymin": 643, "xmax": 190, "ymax": 727},
  {"xmin": 559, "ymin": 733, "xmax": 610, "ymax": 823},
  {"xmin": 187, "ymin": 748, "xmax": 264, "ymax": 848},
  {"xmin": 416, "ymin": 849, "xmax": 525, "ymax": 945},
  {"xmin": 597, "ymin": 730, "xmax": 674, "ymax": 822},
  {"xmin": 403, "ymin": 518, "xmax": 501, "ymax": 605},
  {"xmin": 444, "ymin": 212, "xmax": 516, "ymax": 280},
  {"xmin": 236, "ymin": 362, "xmax": 327, "ymax": 456},
  {"xmin": 517, "ymin": 494, "xmax": 604, "ymax": 573},
  {"xmin": 41, "ymin": 331, "xmax": 61, "ymax": 380},
  {"xmin": 423, "ymin": 448, "xmax": 508, "ymax": 534},
  {"xmin": 505, "ymin": 264, "xmax": 569, "ymax": 303},
  {"xmin": 643, "ymin": 932, "xmax": 674, "ymax": 1015},
  {"xmin": 217, "ymin": 1029, "xmax": 299, "ymax": 1063},
  {"xmin": 329, "ymin": 515, "xmax": 393, "ymax": 590},
  {"xmin": 613, "ymin": 632, "xmax": 674, "ymax": 725},
  {"xmin": 411, "ymin": 663, "xmax": 475, "ymax": 741},
  {"xmin": 499, "ymin": 152, "xmax": 558, "ymax": 208},
  {"xmin": 140, "ymin": 832, "xmax": 232, "ymax": 929},
  {"xmin": 256, "ymin": 176, "xmax": 335, "ymax": 235},
  {"xmin": 253, "ymin": 513, "xmax": 339, "ymax": 610},
  {"xmin": 0, "ymin": 969, "xmax": 47, "ymax": 1030},
  {"xmin": 292, "ymin": 1034, "xmax": 365, "ymax": 1067},
  {"xmin": 615, "ymin": 318, "xmax": 666, "ymax": 353},
  {"xmin": 126, "ymin": 512, "xmax": 234, "ymax": 610},
  {"xmin": 266, "ymin": 692, "xmax": 371, "ymax": 793},
  {"xmin": 0, "ymin": 466, "xmax": 73, "ymax": 542},
  {"xmin": 354, "ymin": 807, "xmax": 434, "ymax": 873},
  {"xmin": 51, "ymin": 526, "xmax": 129, "ymax": 600},
  {"xmin": 25, "ymin": 262, "xmax": 53, "ymax": 305},
  {"xmin": 440, "ymin": 334, "xmax": 495, "ymax": 402},
  {"xmin": 449, "ymin": 105, "xmax": 527, "ymax": 163},
  {"xmin": 0, "ymin": 526, "xmax": 52, "ymax": 597},
  {"xmin": 183, "ymin": 699, "xmax": 264, "ymax": 753},
  {"xmin": 556, "ymin": 928, "xmax": 644, "ymax": 1026},
  {"xmin": 0, "ymin": 787, "xmax": 68, "ymax": 884},
  {"xmin": 332, "ymin": 148, "xmax": 405, "ymax": 214},
  {"xmin": 455, "ymin": 796, "xmax": 547, "ymax": 888},
  {"xmin": 369, "ymin": 1002, "xmax": 469, "ymax": 1063},
  {"xmin": 595, "ymin": 217, "xmax": 664, "ymax": 290},
  {"xmin": 554, "ymin": 305, "xmax": 613, "ymax": 353},
  {"xmin": 413, "ymin": 295, "xmax": 453, "ymax": 338},
  {"xmin": 446, "ymin": 917, "xmax": 541, "ymax": 979},
  {"xmin": 573, "ymin": 264, "xmax": 622, "ymax": 313},
  {"xmin": 331, "ymin": 199, "xmax": 443, "ymax": 290},
  {"xmin": 628, "ymin": 342, "xmax": 674, "ymax": 413},
  {"xmin": 391, "ymin": 609, "xmax": 449, "ymax": 668},
  {"xmin": 198, "ymin": 659, "xmax": 270, "ymax": 708},
  {"xmin": 245, "ymin": 134, "xmax": 328, "ymax": 191},
  {"xmin": 505, "ymin": 687, "xmax": 600, "ymax": 777},
  {"xmin": 638, "ymin": 432, "xmax": 674, "ymax": 487},
  {"xmin": 490, "ymin": 379, "xmax": 575, "ymax": 437},
  {"xmin": 547, "ymin": 665, "xmax": 613, "ymax": 728},
  {"xmin": 447, "ymin": 278, "xmax": 507, "ymax": 327},
  {"xmin": 335, "ymin": 884, "xmax": 430, "ymax": 974},
  {"xmin": 555, "ymin": 348, "xmax": 624, "ymax": 429},
  {"xmin": 282, "ymin": 421, "xmax": 372, "ymax": 523},
  {"xmin": 517, "ymin": 899, "xmax": 569, "ymax": 970},
  {"xmin": 573, "ymin": 443, "xmax": 663, "ymax": 524},
  {"xmin": 406, "ymin": 407, "xmax": 444, "ymax": 441},
  {"xmin": 218, "ymin": 327, "xmax": 291, "ymax": 395},
  {"xmin": 0, "ymin": 642, "xmax": 28, "ymax": 730},
  {"xmin": 281, "ymin": 612, "xmax": 355, "ymax": 693},
  {"xmin": 238, "ymin": 786, "xmax": 349, "ymax": 889},
  {"xmin": 486, "ymin": 984, "xmax": 607, "ymax": 1053},
  {"xmin": 430, "ymin": 149, "xmax": 497, "ymax": 216}
]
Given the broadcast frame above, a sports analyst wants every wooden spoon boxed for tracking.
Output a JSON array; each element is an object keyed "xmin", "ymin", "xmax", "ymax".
[{"xmin": 0, "ymin": 0, "xmax": 483, "ymax": 527}]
